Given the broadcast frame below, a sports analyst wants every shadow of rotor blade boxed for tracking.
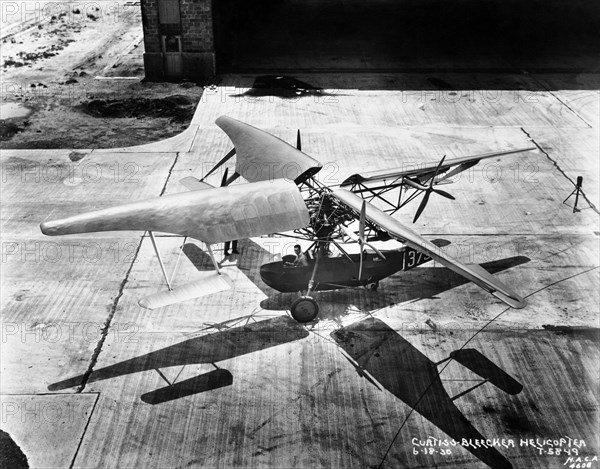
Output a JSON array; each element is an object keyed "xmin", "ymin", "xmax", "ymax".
[
  {"xmin": 183, "ymin": 239, "xmax": 276, "ymax": 296},
  {"xmin": 478, "ymin": 256, "xmax": 530, "ymax": 275},
  {"xmin": 182, "ymin": 243, "xmax": 216, "ymax": 271},
  {"xmin": 450, "ymin": 349, "xmax": 523, "ymax": 395},
  {"xmin": 391, "ymin": 256, "xmax": 530, "ymax": 302},
  {"xmin": 49, "ymin": 315, "xmax": 308, "ymax": 391},
  {"xmin": 141, "ymin": 369, "xmax": 233, "ymax": 405},
  {"xmin": 332, "ymin": 317, "xmax": 514, "ymax": 469}
]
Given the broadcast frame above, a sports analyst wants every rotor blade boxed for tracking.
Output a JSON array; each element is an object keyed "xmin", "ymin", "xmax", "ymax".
[
  {"xmin": 296, "ymin": 129, "xmax": 301, "ymax": 151},
  {"xmin": 215, "ymin": 116, "xmax": 322, "ymax": 184},
  {"xmin": 332, "ymin": 189, "xmax": 527, "ymax": 309},
  {"xmin": 340, "ymin": 147, "xmax": 537, "ymax": 187},
  {"xmin": 432, "ymin": 188, "xmax": 455, "ymax": 200},
  {"xmin": 200, "ymin": 148, "xmax": 236, "ymax": 182},
  {"xmin": 413, "ymin": 190, "xmax": 431, "ymax": 223},
  {"xmin": 41, "ymin": 179, "xmax": 310, "ymax": 245}
]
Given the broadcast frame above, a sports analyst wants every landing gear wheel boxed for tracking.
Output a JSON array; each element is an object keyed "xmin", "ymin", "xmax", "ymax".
[
  {"xmin": 367, "ymin": 281, "xmax": 379, "ymax": 291},
  {"xmin": 290, "ymin": 296, "xmax": 319, "ymax": 323}
]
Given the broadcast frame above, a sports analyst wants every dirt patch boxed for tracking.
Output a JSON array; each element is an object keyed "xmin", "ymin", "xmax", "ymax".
[
  {"xmin": 78, "ymin": 95, "xmax": 196, "ymax": 122},
  {"xmin": 1, "ymin": 121, "xmax": 22, "ymax": 140},
  {"xmin": 0, "ymin": 1, "xmax": 204, "ymax": 149}
]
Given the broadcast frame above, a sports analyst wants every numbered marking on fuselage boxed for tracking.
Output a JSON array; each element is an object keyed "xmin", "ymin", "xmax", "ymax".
[{"xmin": 403, "ymin": 248, "xmax": 431, "ymax": 270}]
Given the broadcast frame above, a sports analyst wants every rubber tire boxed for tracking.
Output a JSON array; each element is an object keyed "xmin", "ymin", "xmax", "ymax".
[
  {"xmin": 368, "ymin": 281, "xmax": 379, "ymax": 291},
  {"xmin": 290, "ymin": 296, "xmax": 320, "ymax": 323}
]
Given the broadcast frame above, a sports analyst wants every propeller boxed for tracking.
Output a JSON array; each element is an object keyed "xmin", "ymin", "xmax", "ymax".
[
  {"xmin": 340, "ymin": 200, "xmax": 386, "ymax": 281},
  {"xmin": 435, "ymin": 160, "xmax": 480, "ymax": 184},
  {"xmin": 220, "ymin": 167, "xmax": 229, "ymax": 187},
  {"xmin": 412, "ymin": 155, "xmax": 456, "ymax": 223},
  {"xmin": 296, "ymin": 129, "xmax": 301, "ymax": 151},
  {"xmin": 358, "ymin": 200, "xmax": 366, "ymax": 280},
  {"xmin": 200, "ymin": 147, "xmax": 235, "ymax": 182}
]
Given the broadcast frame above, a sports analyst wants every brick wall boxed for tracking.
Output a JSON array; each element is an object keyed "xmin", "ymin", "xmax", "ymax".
[
  {"xmin": 180, "ymin": 0, "xmax": 214, "ymax": 52},
  {"xmin": 141, "ymin": 0, "xmax": 216, "ymax": 79},
  {"xmin": 141, "ymin": 0, "xmax": 161, "ymax": 53}
]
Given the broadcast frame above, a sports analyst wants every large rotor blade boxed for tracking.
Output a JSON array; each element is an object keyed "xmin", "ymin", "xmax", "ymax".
[
  {"xmin": 296, "ymin": 129, "xmax": 301, "ymax": 151},
  {"xmin": 215, "ymin": 116, "xmax": 322, "ymax": 184},
  {"xmin": 332, "ymin": 189, "xmax": 527, "ymax": 309},
  {"xmin": 340, "ymin": 147, "xmax": 536, "ymax": 187},
  {"xmin": 41, "ymin": 179, "xmax": 310, "ymax": 245}
]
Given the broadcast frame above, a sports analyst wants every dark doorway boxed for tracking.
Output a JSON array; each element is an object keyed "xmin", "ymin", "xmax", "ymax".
[{"xmin": 214, "ymin": 0, "xmax": 600, "ymax": 73}]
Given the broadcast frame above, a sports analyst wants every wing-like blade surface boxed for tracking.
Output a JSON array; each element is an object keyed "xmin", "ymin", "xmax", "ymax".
[
  {"xmin": 332, "ymin": 189, "xmax": 526, "ymax": 308},
  {"xmin": 180, "ymin": 176, "xmax": 214, "ymax": 191},
  {"xmin": 340, "ymin": 147, "xmax": 536, "ymax": 186},
  {"xmin": 215, "ymin": 116, "xmax": 322, "ymax": 184},
  {"xmin": 41, "ymin": 179, "xmax": 310, "ymax": 244},
  {"xmin": 139, "ymin": 273, "xmax": 232, "ymax": 309}
]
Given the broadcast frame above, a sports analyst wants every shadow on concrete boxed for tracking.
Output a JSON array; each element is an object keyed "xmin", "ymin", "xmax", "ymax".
[
  {"xmin": 141, "ymin": 368, "xmax": 234, "ymax": 404},
  {"xmin": 0, "ymin": 429, "xmax": 29, "ymax": 469},
  {"xmin": 182, "ymin": 239, "xmax": 528, "ymax": 324},
  {"xmin": 450, "ymin": 349, "xmax": 523, "ymax": 395},
  {"xmin": 184, "ymin": 239, "xmax": 276, "ymax": 296},
  {"xmin": 385, "ymin": 255, "xmax": 531, "ymax": 303},
  {"xmin": 48, "ymin": 315, "xmax": 309, "ymax": 402},
  {"xmin": 331, "ymin": 317, "xmax": 522, "ymax": 469},
  {"xmin": 182, "ymin": 243, "xmax": 217, "ymax": 271},
  {"xmin": 259, "ymin": 255, "xmax": 530, "ymax": 318},
  {"xmin": 229, "ymin": 75, "xmax": 348, "ymax": 99}
]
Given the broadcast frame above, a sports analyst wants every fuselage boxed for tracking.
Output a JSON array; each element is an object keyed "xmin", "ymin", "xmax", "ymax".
[{"xmin": 260, "ymin": 247, "xmax": 432, "ymax": 292}]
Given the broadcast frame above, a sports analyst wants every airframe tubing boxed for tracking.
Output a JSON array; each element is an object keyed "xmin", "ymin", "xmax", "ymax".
[{"xmin": 149, "ymin": 231, "xmax": 173, "ymax": 291}]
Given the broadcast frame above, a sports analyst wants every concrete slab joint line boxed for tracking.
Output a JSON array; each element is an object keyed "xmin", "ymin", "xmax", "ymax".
[
  {"xmin": 69, "ymin": 393, "xmax": 100, "ymax": 469},
  {"xmin": 160, "ymin": 151, "xmax": 182, "ymax": 197},
  {"xmin": 76, "ymin": 241, "xmax": 143, "ymax": 393},
  {"xmin": 520, "ymin": 127, "xmax": 599, "ymax": 215},
  {"xmin": 545, "ymin": 90, "xmax": 593, "ymax": 129},
  {"xmin": 522, "ymin": 69, "xmax": 594, "ymax": 129},
  {"xmin": 76, "ymin": 151, "xmax": 180, "ymax": 392}
]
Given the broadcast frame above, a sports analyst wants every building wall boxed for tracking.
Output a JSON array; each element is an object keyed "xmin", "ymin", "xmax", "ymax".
[{"xmin": 141, "ymin": 0, "xmax": 216, "ymax": 81}]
